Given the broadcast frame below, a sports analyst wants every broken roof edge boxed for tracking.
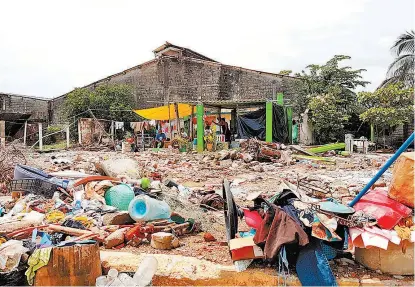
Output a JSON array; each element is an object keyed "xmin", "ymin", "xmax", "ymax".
[
  {"xmin": 0, "ymin": 92, "xmax": 50, "ymax": 101},
  {"xmin": 153, "ymin": 41, "xmax": 218, "ymax": 63},
  {"xmin": 52, "ymin": 58, "xmax": 159, "ymax": 101}
]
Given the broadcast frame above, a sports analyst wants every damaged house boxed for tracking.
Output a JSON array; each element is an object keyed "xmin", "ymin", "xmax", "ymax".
[{"xmin": 49, "ymin": 42, "xmax": 302, "ymax": 123}]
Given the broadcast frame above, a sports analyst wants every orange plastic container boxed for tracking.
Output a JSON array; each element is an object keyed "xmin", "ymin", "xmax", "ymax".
[{"xmin": 388, "ymin": 152, "xmax": 414, "ymax": 208}]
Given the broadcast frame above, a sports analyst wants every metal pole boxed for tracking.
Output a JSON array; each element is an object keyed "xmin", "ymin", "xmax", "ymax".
[
  {"xmin": 23, "ymin": 121, "xmax": 27, "ymax": 146},
  {"xmin": 349, "ymin": 132, "xmax": 415, "ymax": 207},
  {"xmin": 265, "ymin": 101, "xmax": 273, "ymax": 143},
  {"xmin": 38, "ymin": 122, "xmax": 43, "ymax": 150},
  {"xmin": 66, "ymin": 125, "xmax": 70, "ymax": 148},
  {"xmin": 196, "ymin": 104, "xmax": 204, "ymax": 152}
]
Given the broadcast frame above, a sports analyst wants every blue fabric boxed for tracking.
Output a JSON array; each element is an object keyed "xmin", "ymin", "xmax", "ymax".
[
  {"xmin": 239, "ymin": 228, "xmax": 256, "ymax": 238},
  {"xmin": 296, "ymin": 238, "xmax": 337, "ymax": 286},
  {"xmin": 155, "ymin": 133, "xmax": 166, "ymax": 141},
  {"xmin": 277, "ymin": 246, "xmax": 289, "ymax": 287},
  {"xmin": 321, "ymin": 243, "xmax": 337, "ymax": 260}
]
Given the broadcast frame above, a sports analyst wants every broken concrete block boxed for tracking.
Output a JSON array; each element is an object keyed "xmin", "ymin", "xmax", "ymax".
[
  {"xmin": 101, "ymin": 158, "xmax": 141, "ymax": 179},
  {"xmin": 150, "ymin": 232, "xmax": 179, "ymax": 250},
  {"xmin": 104, "ymin": 228, "xmax": 128, "ymax": 249},
  {"xmin": 355, "ymin": 243, "xmax": 414, "ymax": 275},
  {"xmin": 103, "ymin": 212, "xmax": 134, "ymax": 226},
  {"xmin": 203, "ymin": 232, "xmax": 216, "ymax": 242}
]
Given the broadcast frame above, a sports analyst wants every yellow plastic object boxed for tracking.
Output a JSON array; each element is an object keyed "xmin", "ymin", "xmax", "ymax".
[
  {"xmin": 73, "ymin": 215, "xmax": 93, "ymax": 228},
  {"xmin": 388, "ymin": 152, "xmax": 414, "ymax": 208},
  {"xmin": 45, "ymin": 210, "xmax": 65, "ymax": 223},
  {"xmin": 134, "ymin": 103, "xmax": 193, "ymax": 120}
]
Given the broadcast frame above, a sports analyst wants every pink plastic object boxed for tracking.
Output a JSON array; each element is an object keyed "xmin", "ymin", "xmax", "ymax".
[
  {"xmin": 354, "ymin": 188, "xmax": 412, "ymax": 230},
  {"xmin": 242, "ymin": 208, "xmax": 262, "ymax": 229}
]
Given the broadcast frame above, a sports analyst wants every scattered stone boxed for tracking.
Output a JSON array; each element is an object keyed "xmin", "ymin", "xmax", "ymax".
[
  {"xmin": 151, "ymin": 232, "xmax": 180, "ymax": 250},
  {"xmin": 340, "ymin": 258, "xmax": 356, "ymax": 265},
  {"xmin": 102, "ymin": 212, "xmax": 134, "ymax": 226},
  {"xmin": 203, "ymin": 232, "xmax": 216, "ymax": 242},
  {"xmin": 104, "ymin": 228, "xmax": 128, "ymax": 249}
]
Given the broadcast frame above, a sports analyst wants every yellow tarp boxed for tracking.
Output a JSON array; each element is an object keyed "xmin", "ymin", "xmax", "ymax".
[{"xmin": 134, "ymin": 103, "xmax": 193, "ymax": 120}]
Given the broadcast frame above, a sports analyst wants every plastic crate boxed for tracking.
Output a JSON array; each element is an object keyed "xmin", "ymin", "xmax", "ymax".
[{"xmin": 8, "ymin": 178, "xmax": 58, "ymax": 198}]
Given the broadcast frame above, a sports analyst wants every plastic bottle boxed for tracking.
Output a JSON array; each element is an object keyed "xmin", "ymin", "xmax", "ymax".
[
  {"xmin": 95, "ymin": 276, "xmax": 108, "ymax": 287},
  {"xmin": 128, "ymin": 195, "xmax": 171, "ymax": 222},
  {"xmin": 133, "ymin": 256, "xmax": 158, "ymax": 286},
  {"xmin": 73, "ymin": 188, "xmax": 84, "ymax": 210},
  {"xmin": 118, "ymin": 273, "xmax": 135, "ymax": 287},
  {"xmin": 107, "ymin": 269, "xmax": 124, "ymax": 287}
]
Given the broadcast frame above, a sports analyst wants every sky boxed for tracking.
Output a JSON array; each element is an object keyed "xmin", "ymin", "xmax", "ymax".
[{"xmin": 0, "ymin": 0, "xmax": 413, "ymax": 98}]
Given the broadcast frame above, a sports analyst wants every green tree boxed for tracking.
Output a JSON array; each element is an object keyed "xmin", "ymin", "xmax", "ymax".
[
  {"xmin": 293, "ymin": 55, "xmax": 369, "ymax": 142},
  {"xmin": 278, "ymin": 70, "xmax": 293, "ymax": 76},
  {"xmin": 382, "ymin": 30, "xmax": 414, "ymax": 87},
  {"xmin": 308, "ymin": 89, "xmax": 351, "ymax": 142},
  {"xmin": 63, "ymin": 83, "xmax": 139, "ymax": 122},
  {"xmin": 357, "ymin": 82, "xmax": 414, "ymax": 129}
]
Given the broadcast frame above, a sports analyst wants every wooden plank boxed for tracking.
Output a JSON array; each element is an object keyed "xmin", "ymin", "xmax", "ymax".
[{"xmin": 34, "ymin": 243, "xmax": 102, "ymax": 286}]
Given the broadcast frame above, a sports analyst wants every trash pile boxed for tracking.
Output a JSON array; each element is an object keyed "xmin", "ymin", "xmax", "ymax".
[
  {"xmin": 224, "ymin": 152, "xmax": 414, "ymax": 285},
  {"xmin": 0, "ymin": 161, "xmax": 202, "ymax": 286}
]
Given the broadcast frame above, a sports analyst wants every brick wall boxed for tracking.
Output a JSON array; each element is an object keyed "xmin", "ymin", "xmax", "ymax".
[
  {"xmin": 0, "ymin": 93, "xmax": 49, "ymax": 121},
  {"xmin": 48, "ymin": 56, "xmax": 302, "ymax": 123}
]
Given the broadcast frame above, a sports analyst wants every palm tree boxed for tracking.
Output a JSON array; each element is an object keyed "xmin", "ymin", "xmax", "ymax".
[{"xmin": 382, "ymin": 30, "xmax": 414, "ymax": 87}]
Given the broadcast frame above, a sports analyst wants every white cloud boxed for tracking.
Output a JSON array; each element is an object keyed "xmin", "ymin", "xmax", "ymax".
[{"xmin": 0, "ymin": 0, "xmax": 413, "ymax": 97}]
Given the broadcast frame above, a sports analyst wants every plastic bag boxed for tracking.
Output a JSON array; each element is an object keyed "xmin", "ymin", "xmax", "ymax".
[{"xmin": 388, "ymin": 152, "xmax": 414, "ymax": 208}]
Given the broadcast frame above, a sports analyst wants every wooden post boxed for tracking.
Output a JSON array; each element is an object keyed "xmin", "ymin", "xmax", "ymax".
[
  {"xmin": 78, "ymin": 119, "xmax": 82, "ymax": 144},
  {"xmin": 168, "ymin": 103, "xmax": 172, "ymax": 139},
  {"xmin": 190, "ymin": 105, "xmax": 195, "ymax": 139},
  {"xmin": 174, "ymin": 103, "xmax": 180, "ymax": 136},
  {"xmin": 66, "ymin": 125, "xmax": 70, "ymax": 148},
  {"xmin": 370, "ymin": 124, "xmax": 375, "ymax": 142},
  {"xmin": 286, "ymin": 106, "xmax": 293, "ymax": 144},
  {"xmin": 111, "ymin": 121, "xmax": 114, "ymax": 142},
  {"xmin": 23, "ymin": 121, "xmax": 27, "ymax": 146},
  {"xmin": 231, "ymin": 109, "xmax": 237, "ymax": 135},
  {"xmin": 0, "ymin": 121, "xmax": 5, "ymax": 148},
  {"xmin": 38, "ymin": 122, "xmax": 43, "ymax": 150}
]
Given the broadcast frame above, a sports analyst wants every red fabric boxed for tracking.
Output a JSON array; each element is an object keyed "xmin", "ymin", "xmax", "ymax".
[
  {"xmin": 253, "ymin": 205, "xmax": 309, "ymax": 260},
  {"xmin": 354, "ymin": 188, "xmax": 412, "ymax": 230}
]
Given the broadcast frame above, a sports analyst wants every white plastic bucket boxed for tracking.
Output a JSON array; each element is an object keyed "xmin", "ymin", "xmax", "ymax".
[{"xmin": 128, "ymin": 195, "xmax": 171, "ymax": 221}]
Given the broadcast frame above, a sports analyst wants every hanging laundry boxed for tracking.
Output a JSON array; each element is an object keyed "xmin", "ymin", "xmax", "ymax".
[
  {"xmin": 130, "ymin": 122, "xmax": 145, "ymax": 133},
  {"xmin": 114, "ymin": 121, "xmax": 124, "ymax": 130}
]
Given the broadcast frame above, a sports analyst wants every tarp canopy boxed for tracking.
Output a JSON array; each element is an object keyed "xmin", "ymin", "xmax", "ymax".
[
  {"xmin": 134, "ymin": 103, "xmax": 193, "ymax": 120},
  {"xmin": 237, "ymin": 104, "xmax": 288, "ymax": 143}
]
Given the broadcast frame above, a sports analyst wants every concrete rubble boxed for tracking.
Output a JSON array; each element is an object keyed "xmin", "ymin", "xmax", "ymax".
[{"xmin": 0, "ymin": 143, "xmax": 413, "ymax": 286}]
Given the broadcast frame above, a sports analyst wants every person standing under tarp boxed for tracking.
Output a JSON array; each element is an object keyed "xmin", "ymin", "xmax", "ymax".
[
  {"xmin": 154, "ymin": 129, "xmax": 166, "ymax": 148},
  {"xmin": 213, "ymin": 117, "xmax": 231, "ymax": 143}
]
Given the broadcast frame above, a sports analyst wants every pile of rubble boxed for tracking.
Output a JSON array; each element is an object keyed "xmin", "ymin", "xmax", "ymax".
[{"xmin": 0, "ymin": 140, "xmax": 412, "ymax": 286}]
